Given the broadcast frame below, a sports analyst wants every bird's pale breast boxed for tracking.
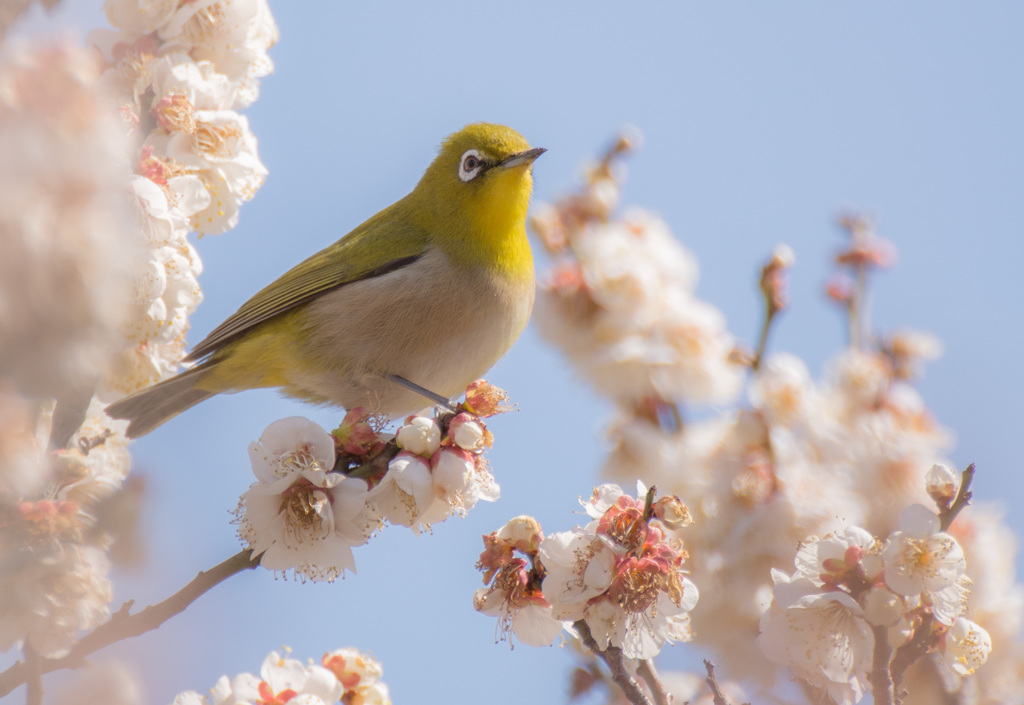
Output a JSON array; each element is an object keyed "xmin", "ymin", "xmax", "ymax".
[{"xmin": 288, "ymin": 247, "xmax": 534, "ymax": 416}]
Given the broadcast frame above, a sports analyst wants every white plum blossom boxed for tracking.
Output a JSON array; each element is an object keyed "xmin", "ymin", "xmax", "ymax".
[
  {"xmin": 941, "ymin": 617, "xmax": 992, "ymax": 677},
  {"xmin": 236, "ymin": 417, "xmax": 377, "ymax": 581},
  {"xmin": 158, "ymin": 0, "xmax": 279, "ymax": 106},
  {"xmin": 473, "ymin": 516, "xmax": 568, "ymax": 647},
  {"xmin": 538, "ymin": 484, "xmax": 699, "ymax": 659},
  {"xmin": 210, "ymin": 650, "xmax": 342, "ymax": 705},
  {"xmin": 883, "ymin": 504, "xmax": 966, "ymax": 604},
  {"xmin": 793, "ymin": 525, "xmax": 882, "ymax": 587},
  {"xmin": 321, "ymin": 648, "xmax": 392, "ymax": 705},
  {"xmin": 473, "ymin": 579, "xmax": 563, "ymax": 648},
  {"xmin": 367, "ymin": 452, "xmax": 433, "ymax": 531},
  {"xmin": 173, "ymin": 648, "xmax": 390, "ymax": 705},
  {"xmin": 758, "ymin": 570, "xmax": 874, "ymax": 705},
  {"xmin": 539, "ymin": 527, "xmax": 616, "ymax": 620}
]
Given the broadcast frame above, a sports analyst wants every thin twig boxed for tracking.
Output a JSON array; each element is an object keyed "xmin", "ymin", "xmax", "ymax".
[
  {"xmin": 870, "ymin": 624, "xmax": 894, "ymax": 705},
  {"xmin": 573, "ymin": 620, "xmax": 653, "ymax": 705},
  {"xmin": 939, "ymin": 463, "xmax": 976, "ymax": 532},
  {"xmin": 636, "ymin": 659, "xmax": 669, "ymax": 705},
  {"xmin": 751, "ymin": 305, "xmax": 777, "ymax": 372},
  {"xmin": 0, "ymin": 550, "xmax": 260, "ymax": 698},
  {"xmin": 702, "ymin": 659, "xmax": 730, "ymax": 705}
]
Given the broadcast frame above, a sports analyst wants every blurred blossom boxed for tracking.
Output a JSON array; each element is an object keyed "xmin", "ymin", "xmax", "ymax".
[
  {"xmin": 0, "ymin": 385, "xmax": 50, "ymax": 504},
  {"xmin": 0, "ymin": 542, "xmax": 112, "ymax": 657},
  {"xmin": 535, "ymin": 207, "xmax": 742, "ymax": 406},
  {"xmin": 51, "ymin": 659, "xmax": 143, "ymax": 705},
  {"xmin": 0, "ymin": 40, "xmax": 134, "ymax": 400}
]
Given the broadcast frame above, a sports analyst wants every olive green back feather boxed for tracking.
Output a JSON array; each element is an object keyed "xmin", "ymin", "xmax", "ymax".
[{"xmin": 186, "ymin": 196, "xmax": 431, "ymax": 361}]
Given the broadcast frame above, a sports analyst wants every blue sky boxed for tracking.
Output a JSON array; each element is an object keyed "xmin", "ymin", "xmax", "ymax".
[{"xmin": 12, "ymin": 2, "xmax": 1024, "ymax": 703}]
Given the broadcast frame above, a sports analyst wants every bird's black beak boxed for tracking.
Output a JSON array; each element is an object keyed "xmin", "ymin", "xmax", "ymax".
[{"xmin": 499, "ymin": 147, "xmax": 547, "ymax": 170}]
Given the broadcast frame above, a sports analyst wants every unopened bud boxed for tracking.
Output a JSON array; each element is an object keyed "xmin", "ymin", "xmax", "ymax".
[
  {"xmin": 925, "ymin": 463, "xmax": 959, "ymax": 507},
  {"xmin": 395, "ymin": 415, "xmax": 441, "ymax": 457},
  {"xmin": 760, "ymin": 244, "xmax": 794, "ymax": 315},
  {"xmin": 448, "ymin": 413, "xmax": 492, "ymax": 452},
  {"xmin": 332, "ymin": 407, "xmax": 382, "ymax": 457},
  {"xmin": 652, "ymin": 495, "xmax": 693, "ymax": 530},
  {"xmin": 861, "ymin": 586, "xmax": 903, "ymax": 627},
  {"xmin": 496, "ymin": 515, "xmax": 544, "ymax": 555}
]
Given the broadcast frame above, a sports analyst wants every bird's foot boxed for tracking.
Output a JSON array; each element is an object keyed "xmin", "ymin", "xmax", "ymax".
[{"xmin": 388, "ymin": 374, "xmax": 459, "ymax": 413}]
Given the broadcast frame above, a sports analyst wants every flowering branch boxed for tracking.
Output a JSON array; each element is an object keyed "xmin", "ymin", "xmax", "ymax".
[
  {"xmin": 0, "ymin": 550, "xmax": 259, "ymax": 698},
  {"xmin": 574, "ymin": 619, "xmax": 653, "ymax": 705}
]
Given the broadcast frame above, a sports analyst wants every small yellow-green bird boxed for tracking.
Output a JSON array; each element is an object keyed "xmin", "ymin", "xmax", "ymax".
[{"xmin": 107, "ymin": 123, "xmax": 544, "ymax": 438}]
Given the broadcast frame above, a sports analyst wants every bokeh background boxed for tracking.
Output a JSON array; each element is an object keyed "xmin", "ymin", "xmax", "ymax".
[{"xmin": 11, "ymin": 2, "xmax": 1024, "ymax": 703}]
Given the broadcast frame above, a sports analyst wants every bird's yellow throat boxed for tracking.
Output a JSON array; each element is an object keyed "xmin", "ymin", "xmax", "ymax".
[{"xmin": 458, "ymin": 166, "xmax": 535, "ymax": 283}]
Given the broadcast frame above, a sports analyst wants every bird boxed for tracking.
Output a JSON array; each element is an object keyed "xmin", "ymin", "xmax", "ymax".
[{"xmin": 107, "ymin": 123, "xmax": 544, "ymax": 438}]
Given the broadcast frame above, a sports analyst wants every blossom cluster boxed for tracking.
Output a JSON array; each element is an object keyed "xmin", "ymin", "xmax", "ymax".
[
  {"xmin": 172, "ymin": 648, "xmax": 390, "ymax": 705},
  {"xmin": 533, "ymin": 135, "xmax": 1020, "ymax": 703},
  {"xmin": 474, "ymin": 483, "xmax": 699, "ymax": 661},
  {"xmin": 758, "ymin": 500, "xmax": 990, "ymax": 705},
  {"xmin": 530, "ymin": 133, "xmax": 744, "ymax": 409},
  {"xmin": 235, "ymin": 381, "xmax": 505, "ymax": 582},
  {"xmin": 89, "ymin": 0, "xmax": 276, "ymax": 398},
  {"xmin": 0, "ymin": 0, "xmax": 275, "ymax": 662}
]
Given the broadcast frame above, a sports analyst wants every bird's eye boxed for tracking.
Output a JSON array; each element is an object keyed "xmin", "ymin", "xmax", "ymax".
[{"xmin": 459, "ymin": 149, "xmax": 484, "ymax": 182}]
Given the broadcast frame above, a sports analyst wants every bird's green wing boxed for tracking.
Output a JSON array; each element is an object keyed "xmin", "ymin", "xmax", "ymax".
[{"xmin": 186, "ymin": 199, "xmax": 430, "ymax": 361}]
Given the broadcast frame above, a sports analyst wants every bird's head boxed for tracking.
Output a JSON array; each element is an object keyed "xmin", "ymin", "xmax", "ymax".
[{"xmin": 412, "ymin": 123, "xmax": 545, "ymax": 272}]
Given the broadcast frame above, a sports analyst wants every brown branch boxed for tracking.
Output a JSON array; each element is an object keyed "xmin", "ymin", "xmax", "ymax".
[
  {"xmin": 938, "ymin": 463, "xmax": 975, "ymax": 532},
  {"xmin": 702, "ymin": 659, "xmax": 731, "ymax": 705},
  {"xmin": 891, "ymin": 616, "xmax": 938, "ymax": 691},
  {"xmin": 636, "ymin": 659, "xmax": 669, "ymax": 705},
  {"xmin": 0, "ymin": 550, "xmax": 260, "ymax": 698},
  {"xmin": 24, "ymin": 643, "xmax": 41, "ymax": 705},
  {"xmin": 870, "ymin": 624, "xmax": 894, "ymax": 705},
  {"xmin": 573, "ymin": 620, "xmax": 653, "ymax": 705}
]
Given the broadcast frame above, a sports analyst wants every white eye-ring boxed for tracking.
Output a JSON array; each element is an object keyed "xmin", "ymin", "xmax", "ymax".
[{"xmin": 459, "ymin": 149, "xmax": 484, "ymax": 182}]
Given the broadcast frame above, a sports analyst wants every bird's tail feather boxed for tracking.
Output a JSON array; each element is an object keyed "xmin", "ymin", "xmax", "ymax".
[{"xmin": 105, "ymin": 363, "xmax": 218, "ymax": 438}]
